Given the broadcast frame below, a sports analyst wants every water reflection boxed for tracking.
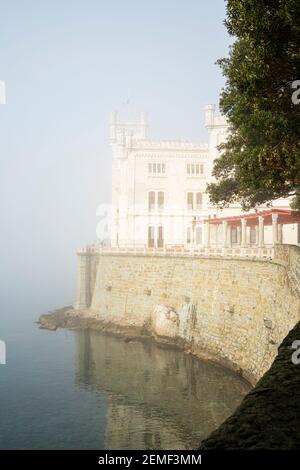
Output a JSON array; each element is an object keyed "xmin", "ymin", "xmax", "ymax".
[{"xmin": 75, "ymin": 330, "xmax": 250, "ymax": 450}]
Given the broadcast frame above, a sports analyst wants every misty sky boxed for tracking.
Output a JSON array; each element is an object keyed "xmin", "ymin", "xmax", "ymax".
[{"xmin": 0, "ymin": 1, "xmax": 230, "ymax": 308}]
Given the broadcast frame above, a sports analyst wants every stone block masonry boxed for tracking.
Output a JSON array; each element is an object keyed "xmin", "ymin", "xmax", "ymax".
[
  {"xmin": 75, "ymin": 245, "xmax": 300, "ymax": 384},
  {"xmin": 74, "ymin": 252, "xmax": 99, "ymax": 309},
  {"xmin": 273, "ymin": 244, "xmax": 300, "ymax": 297}
]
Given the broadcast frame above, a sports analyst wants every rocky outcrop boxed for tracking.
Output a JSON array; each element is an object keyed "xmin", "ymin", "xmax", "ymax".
[
  {"xmin": 150, "ymin": 302, "xmax": 196, "ymax": 342},
  {"xmin": 38, "ymin": 307, "xmax": 147, "ymax": 338},
  {"xmin": 38, "ymin": 304, "xmax": 205, "ymax": 350},
  {"xmin": 38, "ymin": 306, "xmax": 74, "ymax": 330}
]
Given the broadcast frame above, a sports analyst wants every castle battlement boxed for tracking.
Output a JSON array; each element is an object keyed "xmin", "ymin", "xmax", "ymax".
[{"xmin": 131, "ymin": 140, "xmax": 209, "ymax": 151}]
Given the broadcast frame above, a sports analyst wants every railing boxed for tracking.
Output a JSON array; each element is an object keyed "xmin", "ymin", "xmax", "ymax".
[{"xmin": 77, "ymin": 244, "xmax": 274, "ymax": 259}]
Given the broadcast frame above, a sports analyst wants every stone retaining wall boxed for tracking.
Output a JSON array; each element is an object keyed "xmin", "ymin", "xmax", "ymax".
[
  {"xmin": 274, "ymin": 244, "xmax": 300, "ymax": 297},
  {"xmin": 75, "ymin": 245, "xmax": 300, "ymax": 383}
]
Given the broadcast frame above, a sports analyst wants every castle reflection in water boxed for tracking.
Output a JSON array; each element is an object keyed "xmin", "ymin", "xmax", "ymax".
[{"xmin": 74, "ymin": 330, "xmax": 250, "ymax": 450}]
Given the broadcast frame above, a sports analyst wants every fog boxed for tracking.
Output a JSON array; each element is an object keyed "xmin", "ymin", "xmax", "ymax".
[{"xmin": 0, "ymin": 1, "xmax": 230, "ymax": 312}]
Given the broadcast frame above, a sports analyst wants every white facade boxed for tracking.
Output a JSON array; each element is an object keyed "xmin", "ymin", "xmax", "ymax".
[{"xmin": 110, "ymin": 106, "xmax": 299, "ymax": 248}]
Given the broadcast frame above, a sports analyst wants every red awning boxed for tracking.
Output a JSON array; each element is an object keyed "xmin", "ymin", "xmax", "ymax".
[{"xmin": 204, "ymin": 209, "xmax": 300, "ymax": 226}]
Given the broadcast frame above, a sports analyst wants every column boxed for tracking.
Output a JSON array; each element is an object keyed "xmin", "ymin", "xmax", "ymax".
[
  {"xmin": 204, "ymin": 222, "xmax": 211, "ymax": 247},
  {"xmin": 222, "ymin": 221, "xmax": 228, "ymax": 247},
  {"xmin": 258, "ymin": 216, "xmax": 265, "ymax": 247},
  {"xmin": 246, "ymin": 226, "xmax": 251, "ymax": 245},
  {"xmin": 237, "ymin": 226, "xmax": 241, "ymax": 245},
  {"xmin": 255, "ymin": 226, "xmax": 258, "ymax": 245},
  {"xmin": 241, "ymin": 218, "xmax": 247, "ymax": 247},
  {"xmin": 227, "ymin": 224, "xmax": 232, "ymax": 247},
  {"xmin": 272, "ymin": 213, "xmax": 279, "ymax": 245},
  {"xmin": 278, "ymin": 223, "xmax": 283, "ymax": 244},
  {"xmin": 214, "ymin": 224, "xmax": 219, "ymax": 246}
]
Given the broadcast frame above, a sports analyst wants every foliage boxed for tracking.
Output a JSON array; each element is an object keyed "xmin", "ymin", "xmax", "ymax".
[{"xmin": 207, "ymin": 0, "xmax": 300, "ymax": 210}]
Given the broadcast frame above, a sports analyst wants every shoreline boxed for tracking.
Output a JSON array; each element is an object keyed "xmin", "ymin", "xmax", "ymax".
[
  {"xmin": 38, "ymin": 307, "xmax": 300, "ymax": 448},
  {"xmin": 38, "ymin": 306, "xmax": 254, "ymax": 387}
]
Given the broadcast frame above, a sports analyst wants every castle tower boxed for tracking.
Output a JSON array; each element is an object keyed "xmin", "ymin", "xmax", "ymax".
[
  {"xmin": 110, "ymin": 112, "xmax": 149, "ymax": 247},
  {"xmin": 109, "ymin": 111, "xmax": 148, "ymax": 145},
  {"xmin": 204, "ymin": 104, "xmax": 228, "ymax": 184}
]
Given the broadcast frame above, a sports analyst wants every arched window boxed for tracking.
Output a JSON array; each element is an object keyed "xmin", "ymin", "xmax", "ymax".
[
  {"xmin": 148, "ymin": 226, "xmax": 155, "ymax": 247},
  {"xmin": 158, "ymin": 192, "xmax": 164, "ymax": 210},
  {"xmin": 196, "ymin": 193, "xmax": 202, "ymax": 210},
  {"xmin": 148, "ymin": 192, "xmax": 155, "ymax": 212},
  {"xmin": 187, "ymin": 193, "xmax": 193, "ymax": 210},
  {"xmin": 187, "ymin": 227, "xmax": 191, "ymax": 244},
  {"xmin": 157, "ymin": 226, "xmax": 164, "ymax": 248}
]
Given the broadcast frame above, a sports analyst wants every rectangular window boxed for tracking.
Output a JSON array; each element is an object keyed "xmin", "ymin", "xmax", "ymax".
[
  {"xmin": 158, "ymin": 191, "xmax": 164, "ymax": 210},
  {"xmin": 148, "ymin": 163, "xmax": 166, "ymax": 175},
  {"xmin": 196, "ymin": 192, "xmax": 202, "ymax": 210},
  {"xmin": 187, "ymin": 192, "xmax": 194, "ymax": 211},
  {"xmin": 187, "ymin": 163, "xmax": 204, "ymax": 176},
  {"xmin": 231, "ymin": 227, "xmax": 238, "ymax": 244},
  {"xmin": 187, "ymin": 227, "xmax": 191, "ymax": 244},
  {"xmin": 148, "ymin": 191, "xmax": 155, "ymax": 212},
  {"xmin": 148, "ymin": 226, "xmax": 155, "ymax": 248},
  {"xmin": 157, "ymin": 226, "xmax": 164, "ymax": 248}
]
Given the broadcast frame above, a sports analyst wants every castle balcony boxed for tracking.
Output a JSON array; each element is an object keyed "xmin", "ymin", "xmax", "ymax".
[
  {"xmin": 77, "ymin": 209, "xmax": 300, "ymax": 260},
  {"xmin": 203, "ymin": 209, "xmax": 300, "ymax": 252},
  {"xmin": 77, "ymin": 243, "xmax": 274, "ymax": 259}
]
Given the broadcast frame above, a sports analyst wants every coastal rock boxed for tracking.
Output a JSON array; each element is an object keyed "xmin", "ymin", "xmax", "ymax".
[
  {"xmin": 151, "ymin": 304, "xmax": 179, "ymax": 338},
  {"xmin": 199, "ymin": 320, "xmax": 300, "ymax": 450}
]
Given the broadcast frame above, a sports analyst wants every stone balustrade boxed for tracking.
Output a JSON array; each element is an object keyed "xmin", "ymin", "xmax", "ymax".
[{"xmin": 77, "ymin": 244, "xmax": 274, "ymax": 259}]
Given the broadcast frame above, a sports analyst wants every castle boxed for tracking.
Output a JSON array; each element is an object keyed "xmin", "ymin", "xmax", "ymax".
[
  {"xmin": 109, "ymin": 105, "xmax": 300, "ymax": 249},
  {"xmin": 72, "ymin": 106, "xmax": 300, "ymax": 383}
]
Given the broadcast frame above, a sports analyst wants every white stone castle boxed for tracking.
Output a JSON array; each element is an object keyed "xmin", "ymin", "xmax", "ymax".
[{"xmin": 109, "ymin": 105, "xmax": 299, "ymax": 250}]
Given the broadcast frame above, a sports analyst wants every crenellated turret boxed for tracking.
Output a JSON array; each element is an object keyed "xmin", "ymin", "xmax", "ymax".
[
  {"xmin": 204, "ymin": 104, "xmax": 216, "ymax": 128},
  {"xmin": 110, "ymin": 111, "xmax": 148, "ymax": 145}
]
